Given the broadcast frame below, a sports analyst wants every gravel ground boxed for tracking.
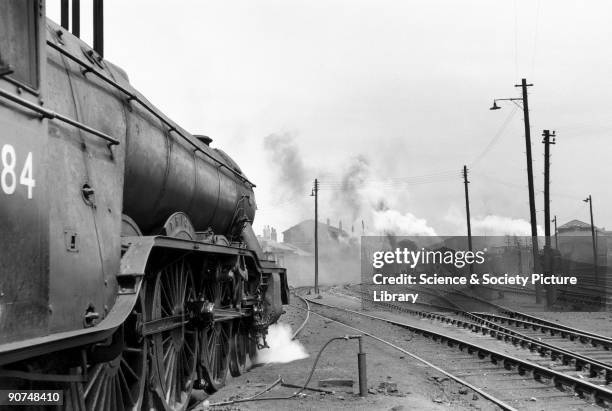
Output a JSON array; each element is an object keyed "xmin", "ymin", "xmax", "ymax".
[
  {"xmin": 194, "ymin": 287, "xmax": 608, "ymax": 410},
  {"xmin": 197, "ymin": 298, "xmax": 485, "ymax": 411}
]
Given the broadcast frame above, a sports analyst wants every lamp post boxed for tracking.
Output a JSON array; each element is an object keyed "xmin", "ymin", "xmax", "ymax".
[{"xmin": 490, "ymin": 78, "xmax": 542, "ymax": 303}]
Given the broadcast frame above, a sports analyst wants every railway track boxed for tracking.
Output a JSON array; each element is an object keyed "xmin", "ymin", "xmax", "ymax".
[
  {"xmin": 349, "ymin": 285, "xmax": 612, "ymax": 385},
  {"xmin": 314, "ymin": 288, "xmax": 612, "ymax": 409},
  {"xmin": 290, "ymin": 293, "xmax": 519, "ymax": 411}
]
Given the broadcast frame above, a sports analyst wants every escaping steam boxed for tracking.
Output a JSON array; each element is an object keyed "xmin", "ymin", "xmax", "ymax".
[
  {"xmin": 471, "ymin": 215, "xmax": 543, "ymax": 236},
  {"xmin": 255, "ymin": 323, "xmax": 309, "ymax": 364},
  {"xmin": 444, "ymin": 205, "xmax": 543, "ymax": 236},
  {"xmin": 373, "ymin": 209, "xmax": 437, "ymax": 236}
]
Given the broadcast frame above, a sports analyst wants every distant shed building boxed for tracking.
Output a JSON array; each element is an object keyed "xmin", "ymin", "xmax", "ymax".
[
  {"xmin": 557, "ymin": 219, "xmax": 610, "ymax": 267},
  {"xmin": 282, "ymin": 219, "xmax": 349, "ymax": 254}
]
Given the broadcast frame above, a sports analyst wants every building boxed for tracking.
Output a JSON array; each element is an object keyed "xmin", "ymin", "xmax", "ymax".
[
  {"xmin": 280, "ymin": 219, "xmax": 360, "ymax": 286},
  {"xmin": 557, "ymin": 219, "xmax": 610, "ymax": 267},
  {"xmin": 258, "ymin": 225, "xmax": 310, "ymax": 266},
  {"xmin": 282, "ymin": 219, "xmax": 350, "ymax": 254}
]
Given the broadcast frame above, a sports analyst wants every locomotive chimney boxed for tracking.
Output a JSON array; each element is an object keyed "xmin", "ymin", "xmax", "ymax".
[{"xmin": 93, "ymin": 0, "xmax": 104, "ymax": 57}]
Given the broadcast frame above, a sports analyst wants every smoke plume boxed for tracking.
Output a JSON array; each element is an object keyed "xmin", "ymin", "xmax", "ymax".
[
  {"xmin": 331, "ymin": 155, "xmax": 369, "ymax": 222},
  {"xmin": 263, "ymin": 133, "xmax": 309, "ymax": 199}
]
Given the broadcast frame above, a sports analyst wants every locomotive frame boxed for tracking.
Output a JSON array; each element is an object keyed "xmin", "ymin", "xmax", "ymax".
[{"xmin": 0, "ymin": 1, "xmax": 289, "ymax": 409}]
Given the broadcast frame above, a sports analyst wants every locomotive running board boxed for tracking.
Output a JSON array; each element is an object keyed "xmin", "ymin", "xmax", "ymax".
[{"xmin": 120, "ymin": 235, "xmax": 265, "ymax": 277}]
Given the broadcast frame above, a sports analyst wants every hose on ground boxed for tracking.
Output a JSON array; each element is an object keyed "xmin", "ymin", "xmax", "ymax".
[{"xmin": 196, "ymin": 335, "xmax": 353, "ymax": 408}]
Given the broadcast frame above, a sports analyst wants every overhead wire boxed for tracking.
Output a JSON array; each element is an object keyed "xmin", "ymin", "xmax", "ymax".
[
  {"xmin": 531, "ymin": 0, "xmax": 542, "ymax": 79},
  {"xmin": 470, "ymin": 105, "xmax": 518, "ymax": 167}
]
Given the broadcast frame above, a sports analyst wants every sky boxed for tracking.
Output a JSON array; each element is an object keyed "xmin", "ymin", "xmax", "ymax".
[{"xmin": 47, "ymin": 0, "xmax": 612, "ymax": 238}]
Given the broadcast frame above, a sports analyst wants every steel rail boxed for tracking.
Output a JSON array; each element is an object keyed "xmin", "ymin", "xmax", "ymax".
[
  {"xmin": 292, "ymin": 295, "xmax": 518, "ymax": 411},
  {"xmin": 446, "ymin": 287, "xmax": 612, "ymax": 343},
  {"xmin": 291, "ymin": 291, "xmax": 310, "ymax": 340},
  {"xmin": 499, "ymin": 311, "xmax": 612, "ymax": 343},
  {"xmin": 0, "ymin": 88, "xmax": 119, "ymax": 145},
  {"xmin": 357, "ymin": 291, "xmax": 612, "ymax": 383},
  {"xmin": 474, "ymin": 312, "xmax": 612, "ymax": 347},
  {"xmin": 391, "ymin": 286, "xmax": 612, "ymax": 378},
  {"xmin": 356, "ymin": 286, "xmax": 612, "ymax": 384},
  {"xmin": 307, "ymin": 297, "xmax": 612, "ymax": 406},
  {"xmin": 46, "ymin": 40, "xmax": 255, "ymax": 187},
  {"xmin": 464, "ymin": 312, "xmax": 612, "ymax": 382}
]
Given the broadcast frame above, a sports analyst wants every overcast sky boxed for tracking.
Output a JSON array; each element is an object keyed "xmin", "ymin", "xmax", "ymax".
[{"xmin": 47, "ymin": 1, "xmax": 612, "ymax": 237}]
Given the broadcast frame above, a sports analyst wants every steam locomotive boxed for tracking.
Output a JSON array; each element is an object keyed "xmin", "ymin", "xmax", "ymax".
[{"xmin": 0, "ymin": 1, "xmax": 288, "ymax": 409}]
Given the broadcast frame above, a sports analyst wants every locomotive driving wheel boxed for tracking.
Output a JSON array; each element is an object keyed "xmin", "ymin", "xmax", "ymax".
[
  {"xmin": 198, "ymin": 265, "xmax": 234, "ymax": 393},
  {"xmin": 199, "ymin": 321, "xmax": 232, "ymax": 393},
  {"xmin": 146, "ymin": 258, "xmax": 198, "ymax": 411},
  {"xmin": 81, "ymin": 292, "xmax": 147, "ymax": 411},
  {"xmin": 246, "ymin": 328, "xmax": 258, "ymax": 363},
  {"xmin": 229, "ymin": 320, "xmax": 249, "ymax": 376}
]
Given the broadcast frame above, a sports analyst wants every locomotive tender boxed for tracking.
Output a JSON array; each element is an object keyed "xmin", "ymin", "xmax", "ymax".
[{"xmin": 0, "ymin": 1, "xmax": 289, "ymax": 409}]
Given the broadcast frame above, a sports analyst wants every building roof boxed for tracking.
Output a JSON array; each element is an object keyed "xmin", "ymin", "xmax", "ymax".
[
  {"xmin": 558, "ymin": 219, "xmax": 603, "ymax": 232},
  {"xmin": 282, "ymin": 219, "xmax": 349, "ymax": 237},
  {"xmin": 258, "ymin": 237, "xmax": 312, "ymax": 256}
]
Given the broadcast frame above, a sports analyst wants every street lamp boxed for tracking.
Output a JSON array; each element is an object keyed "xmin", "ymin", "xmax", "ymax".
[
  {"xmin": 490, "ymin": 78, "xmax": 542, "ymax": 303},
  {"xmin": 489, "ymin": 98, "xmax": 522, "ymax": 110}
]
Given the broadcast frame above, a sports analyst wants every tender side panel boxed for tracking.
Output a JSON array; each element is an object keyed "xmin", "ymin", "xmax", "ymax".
[
  {"xmin": 45, "ymin": 23, "xmax": 125, "ymax": 333},
  {"xmin": 0, "ymin": 0, "xmax": 49, "ymax": 344}
]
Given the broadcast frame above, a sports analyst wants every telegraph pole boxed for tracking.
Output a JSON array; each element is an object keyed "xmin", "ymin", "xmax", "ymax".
[
  {"xmin": 584, "ymin": 195, "xmax": 597, "ymax": 285},
  {"xmin": 312, "ymin": 179, "xmax": 319, "ymax": 295},
  {"xmin": 463, "ymin": 166, "xmax": 474, "ymax": 276},
  {"xmin": 542, "ymin": 130, "xmax": 555, "ymax": 247},
  {"xmin": 515, "ymin": 78, "xmax": 542, "ymax": 303},
  {"xmin": 463, "ymin": 166, "xmax": 473, "ymax": 251},
  {"xmin": 552, "ymin": 215, "xmax": 558, "ymax": 249},
  {"xmin": 542, "ymin": 130, "xmax": 556, "ymax": 306}
]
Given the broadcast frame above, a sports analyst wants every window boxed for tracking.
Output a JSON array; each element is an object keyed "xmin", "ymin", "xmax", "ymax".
[{"xmin": 0, "ymin": 0, "xmax": 39, "ymax": 89}]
